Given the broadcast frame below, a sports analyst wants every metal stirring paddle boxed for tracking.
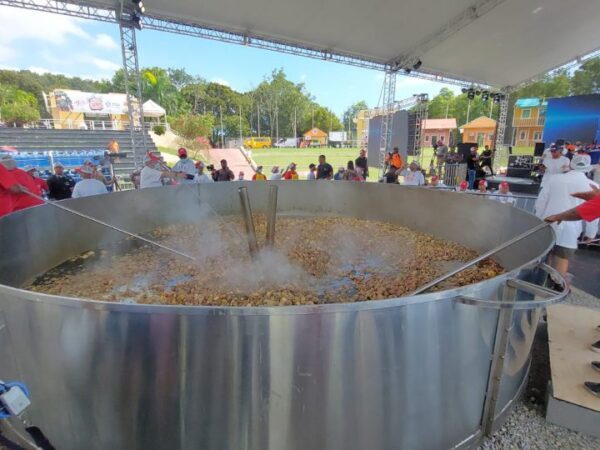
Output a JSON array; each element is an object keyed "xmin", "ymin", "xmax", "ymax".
[{"xmin": 24, "ymin": 192, "xmax": 197, "ymax": 262}]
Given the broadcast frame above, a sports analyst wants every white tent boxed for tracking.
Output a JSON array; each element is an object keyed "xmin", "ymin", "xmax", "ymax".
[
  {"xmin": 143, "ymin": 99, "xmax": 166, "ymax": 118},
  {"xmin": 58, "ymin": 0, "xmax": 600, "ymax": 88}
]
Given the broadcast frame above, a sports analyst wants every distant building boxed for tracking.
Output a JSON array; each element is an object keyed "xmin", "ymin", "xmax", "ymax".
[
  {"xmin": 512, "ymin": 98, "xmax": 546, "ymax": 147},
  {"xmin": 461, "ymin": 116, "xmax": 496, "ymax": 148},
  {"xmin": 421, "ymin": 118, "xmax": 457, "ymax": 147},
  {"xmin": 303, "ymin": 127, "xmax": 328, "ymax": 146}
]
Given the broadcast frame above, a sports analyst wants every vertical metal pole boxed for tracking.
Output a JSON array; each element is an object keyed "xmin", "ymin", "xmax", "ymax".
[
  {"xmin": 311, "ymin": 108, "xmax": 314, "ymax": 129},
  {"xmin": 219, "ymin": 105, "xmax": 224, "ymax": 148},
  {"xmin": 481, "ymin": 283, "xmax": 516, "ymax": 436},
  {"xmin": 239, "ymin": 105, "xmax": 243, "ymax": 147},
  {"xmin": 257, "ymin": 104, "xmax": 261, "ymax": 136},
  {"xmin": 293, "ymin": 107, "xmax": 297, "ymax": 147},
  {"xmin": 466, "ymin": 99, "xmax": 472, "ymax": 124},
  {"xmin": 265, "ymin": 185, "xmax": 278, "ymax": 248},
  {"xmin": 275, "ymin": 101, "xmax": 279, "ymax": 144},
  {"xmin": 118, "ymin": 7, "xmax": 147, "ymax": 169},
  {"xmin": 238, "ymin": 187, "xmax": 258, "ymax": 258},
  {"xmin": 493, "ymin": 91, "xmax": 510, "ymax": 168},
  {"xmin": 379, "ymin": 70, "xmax": 397, "ymax": 175}
]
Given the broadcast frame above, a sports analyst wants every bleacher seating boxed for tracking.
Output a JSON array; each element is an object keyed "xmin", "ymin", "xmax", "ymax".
[{"xmin": 0, "ymin": 128, "xmax": 157, "ymax": 178}]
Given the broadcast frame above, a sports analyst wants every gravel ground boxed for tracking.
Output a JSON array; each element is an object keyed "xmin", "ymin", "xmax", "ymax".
[{"xmin": 479, "ymin": 286, "xmax": 600, "ymax": 450}]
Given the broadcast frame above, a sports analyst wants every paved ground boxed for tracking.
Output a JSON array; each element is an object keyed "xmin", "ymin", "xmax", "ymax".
[{"xmin": 571, "ymin": 246, "xmax": 600, "ymax": 297}]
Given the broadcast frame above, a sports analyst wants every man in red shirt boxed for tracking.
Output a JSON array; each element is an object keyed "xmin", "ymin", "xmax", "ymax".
[
  {"xmin": 545, "ymin": 185, "xmax": 600, "ymax": 223},
  {"xmin": 0, "ymin": 159, "xmax": 32, "ymax": 218},
  {"xmin": 283, "ymin": 163, "xmax": 299, "ymax": 180},
  {"xmin": 24, "ymin": 165, "xmax": 48, "ymax": 196},
  {"xmin": 0, "ymin": 155, "xmax": 43, "ymax": 214}
]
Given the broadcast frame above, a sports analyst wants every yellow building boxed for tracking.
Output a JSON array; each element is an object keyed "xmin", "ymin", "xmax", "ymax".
[
  {"xmin": 47, "ymin": 89, "xmax": 137, "ymax": 130},
  {"xmin": 512, "ymin": 98, "xmax": 546, "ymax": 147},
  {"xmin": 461, "ymin": 116, "xmax": 496, "ymax": 147},
  {"xmin": 303, "ymin": 127, "xmax": 328, "ymax": 146},
  {"xmin": 355, "ymin": 109, "xmax": 370, "ymax": 149}
]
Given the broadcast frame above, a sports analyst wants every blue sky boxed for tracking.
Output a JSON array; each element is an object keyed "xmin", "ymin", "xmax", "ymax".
[{"xmin": 0, "ymin": 5, "xmax": 459, "ymax": 116}]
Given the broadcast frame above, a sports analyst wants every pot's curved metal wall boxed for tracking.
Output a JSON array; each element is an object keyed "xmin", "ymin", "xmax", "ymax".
[{"xmin": 0, "ymin": 182, "xmax": 556, "ymax": 449}]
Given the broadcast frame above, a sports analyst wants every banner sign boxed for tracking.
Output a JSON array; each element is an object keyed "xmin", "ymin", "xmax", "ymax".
[{"xmin": 53, "ymin": 90, "xmax": 128, "ymax": 115}]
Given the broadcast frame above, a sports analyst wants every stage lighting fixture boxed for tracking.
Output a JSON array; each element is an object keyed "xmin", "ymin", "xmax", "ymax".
[
  {"xmin": 467, "ymin": 89, "xmax": 475, "ymax": 100},
  {"xmin": 131, "ymin": 13, "xmax": 142, "ymax": 30},
  {"xmin": 481, "ymin": 91, "xmax": 489, "ymax": 101},
  {"xmin": 404, "ymin": 68, "xmax": 412, "ymax": 74},
  {"xmin": 475, "ymin": 90, "xmax": 481, "ymax": 96},
  {"xmin": 412, "ymin": 60, "xmax": 422, "ymax": 70},
  {"xmin": 461, "ymin": 88, "xmax": 468, "ymax": 93}
]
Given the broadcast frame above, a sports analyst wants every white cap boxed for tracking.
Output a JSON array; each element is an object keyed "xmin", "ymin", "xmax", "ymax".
[
  {"xmin": 570, "ymin": 154, "xmax": 592, "ymax": 172},
  {"xmin": 23, "ymin": 165, "xmax": 35, "ymax": 172}
]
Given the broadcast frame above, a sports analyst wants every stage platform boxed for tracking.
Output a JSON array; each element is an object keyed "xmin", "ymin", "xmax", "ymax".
[
  {"xmin": 486, "ymin": 175, "xmax": 540, "ymax": 195},
  {"xmin": 546, "ymin": 304, "xmax": 600, "ymax": 438}
]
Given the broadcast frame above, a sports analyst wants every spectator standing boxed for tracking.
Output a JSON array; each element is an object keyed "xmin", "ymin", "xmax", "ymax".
[
  {"xmin": 457, "ymin": 180, "xmax": 469, "ymax": 192},
  {"xmin": 0, "ymin": 162, "xmax": 21, "ymax": 218},
  {"xmin": 435, "ymin": 140, "xmax": 448, "ymax": 169},
  {"xmin": 107, "ymin": 138, "xmax": 120, "ymax": 153},
  {"xmin": 307, "ymin": 164, "xmax": 317, "ymax": 180},
  {"xmin": 24, "ymin": 165, "xmax": 48, "ymax": 196},
  {"xmin": 238, "ymin": 171, "xmax": 245, "ymax": 181},
  {"xmin": 270, "ymin": 166, "xmax": 282, "ymax": 180},
  {"xmin": 172, "ymin": 148, "xmax": 197, "ymax": 184},
  {"xmin": 214, "ymin": 159, "xmax": 235, "ymax": 182},
  {"xmin": 344, "ymin": 161, "xmax": 363, "ymax": 181},
  {"xmin": 252, "ymin": 166, "xmax": 267, "ymax": 181},
  {"xmin": 493, "ymin": 181, "xmax": 516, "ymax": 205},
  {"xmin": 334, "ymin": 167, "xmax": 345, "ymax": 180},
  {"xmin": 283, "ymin": 163, "xmax": 299, "ymax": 180},
  {"xmin": 47, "ymin": 162, "xmax": 75, "ymax": 200},
  {"xmin": 194, "ymin": 162, "xmax": 214, "ymax": 184},
  {"xmin": 466, "ymin": 147, "xmax": 479, "ymax": 190},
  {"xmin": 541, "ymin": 145, "xmax": 570, "ymax": 189},
  {"xmin": 479, "ymin": 145, "xmax": 494, "ymax": 175},
  {"xmin": 1, "ymin": 155, "xmax": 43, "ymax": 212},
  {"xmin": 355, "ymin": 149, "xmax": 369, "ymax": 180},
  {"xmin": 390, "ymin": 147, "xmax": 404, "ymax": 171},
  {"xmin": 72, "ymin": 165, "xmax": 109, "ymax": 199},
  {"xmin": 535, "ymin": 154, "xmax": 599, "ymax": 280},
  {"xmin": 140, "ymin": 153, "xmax": 172, "ymax": 188},
  {"xmin": 316, "ymin": 155, "xmax": 333, "ymax": 180},
  {"xmin": 400, "ymin": 162, "xmax": 425, "ymax": 186},
  {"xmin": 477, "ymin": 179, "xmax": 488, "ymax": 194}
]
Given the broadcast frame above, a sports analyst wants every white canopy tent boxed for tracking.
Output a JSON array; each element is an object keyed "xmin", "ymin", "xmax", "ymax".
[
  {"xmin": 142, "ymin": 99, "xmax": 166, "ymax": 118},
  {"xmin": 26, "ymin": 0, "xmax": 600, "ymax": 88}
]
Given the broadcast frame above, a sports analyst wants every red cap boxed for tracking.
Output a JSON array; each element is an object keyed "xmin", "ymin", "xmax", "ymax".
[
  {"xmin": 146, "ymin": 151, "xmax": 161, "ymax": 162},
  {"xmin": 478, "ymin": 179, "xmax": 487, "ymax": 186},
  {"xmin": 459, "ymin": 180, "xmax": 468, "ymax": 190},
  {"xmin": 431, "ymin": 176, "xmax": 439, "ymax": 182},
  {"xmin": 500, "ymin": 181, "xmax": 509, "ymax": 189},
  {"xmin": 177, "ymin": 147, "xmax": 188, "ymax": 157}
]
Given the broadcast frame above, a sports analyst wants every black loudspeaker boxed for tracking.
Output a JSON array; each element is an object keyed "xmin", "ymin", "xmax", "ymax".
[
  {"xmin": 534, "ymin": 142, "xmax": 545, "ymax": 157},
  {"xmin": 457, "ymin": 142, "xmax": 477, "ymax": 161},
  {"xmin": 507, "ymin": 155, "xmax": 534, "ymax": 178}
]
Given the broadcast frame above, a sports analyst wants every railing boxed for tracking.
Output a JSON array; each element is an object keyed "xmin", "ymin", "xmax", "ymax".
[
  {"xmin": 11, "ymin": 119, "xmax": 169, "ymax": 132},
  {"xmin": 512, "ymin": 117, "xmax": 545, "ymax": 127}
]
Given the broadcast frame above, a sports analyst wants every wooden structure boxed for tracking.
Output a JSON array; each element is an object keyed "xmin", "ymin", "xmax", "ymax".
[
  {"xmin": 421, "ymin": 118, "xmax": 457, "ymax": 147},
  {"xmin": 461, "ymin": 116, "xmax": 496, "ymax": 148},
  {"xmin": 303, "ymin": 127, "xmax": 328, "ymax": 146},
  {"xmin": 512, "ymin": 98, "xmax": 546, "ymax": 148}
]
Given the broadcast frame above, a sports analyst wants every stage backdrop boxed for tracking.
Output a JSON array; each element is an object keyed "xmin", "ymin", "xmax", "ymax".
[
  {"xmin": 367, "ymin": 110, "xmax": 409, "ymax": 161},
  {"xmin": 543, "ymin": 94, "xmax": 600, "ymax": 145}
]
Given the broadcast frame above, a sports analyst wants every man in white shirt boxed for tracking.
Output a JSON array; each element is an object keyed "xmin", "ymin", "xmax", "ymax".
[
  {"xmin": 194, "ymin": 162, "xmax": 214, "ymax": 184},
  {"xmin": 493, "ymin": 181, "xmax": 516, "ymax": 205},
  {"xmin": 399, "ymin": 162, "xmax": 425, "ymax": 186},
  {"xmin": 172, "ymin": 148, "xmax": 196, "ymax": 184},
  {"xmin": 535, "ymin": 154, "xmax": 599, "ymax": 279},
  {"xmin": 140, "ymin": 153, "xmax": 171, "ymax": 189},
  {"xmin": 540, "ymin": 145, "xmax": 570, "ymax": 189},
  {"xmin": 72, "ymin": 165, "xmax": 108, "ymax": 198}
]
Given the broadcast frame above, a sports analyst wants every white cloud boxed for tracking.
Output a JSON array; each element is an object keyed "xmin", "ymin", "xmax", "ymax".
[
  {"xmin": 0, "ymin": 44, "xmax": 16, "ymax": 62},
  {"xmin": 300, "ymin": 74, "xmax": 307, "ymax": 81},
  {"xmin": 211, "ymin": 77, "xmax": 230, "ymax": 87},
  {"xmin": 28, "ymin": 66, "xmax": 53, "ymax": 75},
  {"xmin": 95, "ymin": 33, "xmax": 118, "ymax": 50},
  {"xmin": 78, "ymin": 54, "xmax": 121, "ymax": 72},
  {"xmin": 0, "ymin": 7, "xmax": 90, "ymax": 45}
]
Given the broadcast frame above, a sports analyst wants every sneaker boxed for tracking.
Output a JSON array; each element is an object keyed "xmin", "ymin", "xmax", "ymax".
[
  {"xmin": 593, "ymin": 361, "xmax": 600, "ymax": 373},
  {"xmin": 592, "ymin": 340, "xmax": 600, "ymax": 353},
  {"xmin": 584, "ymin": 381, "xmax": 600, "ymax": 398}
]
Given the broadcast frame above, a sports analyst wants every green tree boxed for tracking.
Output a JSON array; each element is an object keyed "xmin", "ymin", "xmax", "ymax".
[
  {"xmin": 570, "ymin": 58, "xmax": 600, "ymax": 95},
  {"xmin": 170, "ymin": 114, "xmax": 215, "ymax": 149},
  {"xmin": 0, "ymin": 84, "xmax": 40, "ymax": 125},
  {"xmin": 300, "ymin": 105, "xmax": 342, "ymax": 134},
  {"xmin": 426, "ymin": 88, "xmax": 455, "ymax": 119},
  {"xmin": 167, "ymin": 68, "xmax": 198, "ymax": 91}
]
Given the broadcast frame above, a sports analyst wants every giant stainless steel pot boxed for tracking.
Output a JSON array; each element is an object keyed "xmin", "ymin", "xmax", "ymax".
[{"xmin": 0, "ymin": 182, "xmax": 565, "ymax": 449}]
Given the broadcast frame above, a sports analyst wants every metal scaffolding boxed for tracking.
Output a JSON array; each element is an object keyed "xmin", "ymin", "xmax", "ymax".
[
  {"xmin": 412, "ymin": 94, "xmax": 429, "ymax": 158},
  {"xmin": 493, "ymin": 91, "xmax": 510, "ymax": 168},
  {"xmin": 378, "ymin": 71, "xmax": 397, "ymax": 173},
  {"xmin": 118, "ymin": 1, "xmax": 147, "ymax": 167}
]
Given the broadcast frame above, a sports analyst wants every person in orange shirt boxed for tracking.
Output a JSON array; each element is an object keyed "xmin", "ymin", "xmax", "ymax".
[
  {"xmin": 283, "ymin": 163, "xmax": 299, "ymax": 180},
  {"xmin": 252, "ymin": 166, "xmax": 267, "ymax": 180},
  {"xmin": 390, "ymin": 147, "xmax": 404, "ymax": 170}
]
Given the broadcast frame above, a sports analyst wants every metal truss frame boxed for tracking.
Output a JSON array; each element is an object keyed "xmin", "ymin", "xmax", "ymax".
[
  {"xmin": 411, "ymin": 94, "xmax": 429, "ymax": 158},
  {"xmin": 492, "ymin": 91, "xmax": 510, "ymax": 168},
  {"xmin": 378, "ymin": 71, "xmax": 396, "ymax": 174}
]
